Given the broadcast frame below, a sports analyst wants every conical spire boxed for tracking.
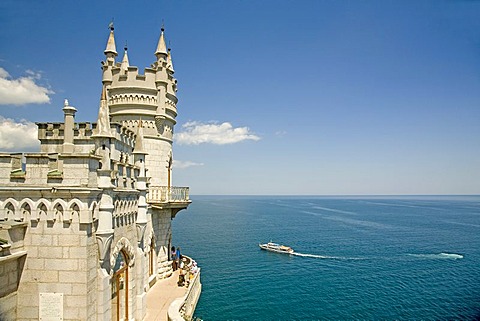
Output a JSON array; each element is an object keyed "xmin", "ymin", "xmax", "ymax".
[
  {"xmin": 167, "ymin": 48, "xmax": 175, "ymax": 73},
  {"xmin": 93, "ymin": 86, "xmax": 112, "ymax": 137},
  {"xmin": 104, "ymin": 23, "xmax": 118, "ymax": 56},
  {"xmin": 155, "ymin": 27, "xmax": 168, "ymax": 57},
  {"xmin": 133, "ymin": 119, "xmax": 147, "ymax": 155},
  {"xmin": 101, "ymin": 85, "xmax": 106, "ymax": 100},
  {"xmin": 121, "ymin": 43, "xmax": 129, "ymax": 72}
]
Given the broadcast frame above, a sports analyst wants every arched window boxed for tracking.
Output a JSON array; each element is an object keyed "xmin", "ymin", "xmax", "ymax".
[{"xmin": 111, "ymin": 250, "xmax": 129, "ymax": 321}]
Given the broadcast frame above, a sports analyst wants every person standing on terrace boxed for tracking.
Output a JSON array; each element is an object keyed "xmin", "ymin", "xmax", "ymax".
[
  {"xmin": 176, "ymin": 247, "xmax": 182, "ymax": 268},
  {"xmin": 171, "ymin": 246, "xmax": 177, "ymax": 271}
]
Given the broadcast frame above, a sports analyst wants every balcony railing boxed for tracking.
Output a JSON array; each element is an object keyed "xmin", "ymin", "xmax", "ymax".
[
  {"xmin": 147, "ymin": 186, "xmax": 190, "ymax": 204},
  {"xmin": 167, "ymin": 256, "xmax": 202, "ymax": 321}
]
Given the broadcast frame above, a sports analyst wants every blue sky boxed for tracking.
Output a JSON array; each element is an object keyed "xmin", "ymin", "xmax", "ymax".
[{"xmin": 0, "ymin": 0, "xmax": 479, "ymax": 195}]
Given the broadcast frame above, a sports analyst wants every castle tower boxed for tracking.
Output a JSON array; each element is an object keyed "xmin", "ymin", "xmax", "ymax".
[
  {"xmin": 0, "ymin": 24, "xmax": 197, "ymax": 321},
  {"xmin": 103, "ymin": 26, "xmax": 178, "ymax": 187}
]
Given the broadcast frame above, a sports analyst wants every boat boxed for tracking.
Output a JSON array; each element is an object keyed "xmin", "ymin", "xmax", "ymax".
[{"xmin": 259, "ymin": 242, "xmax": 294, "ymax": 254}]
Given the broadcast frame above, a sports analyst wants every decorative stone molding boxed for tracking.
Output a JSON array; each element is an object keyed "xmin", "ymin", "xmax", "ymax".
[
  {"xmin": 144, "ymin": 228, "xmax": 154, "ymax": 255},
  {"xmin": 153, "ymin": 116, "xmax": 174, "ymax": 139},
  {"xmin": 136, "ymin": 222, "xmax": 147, "ymax": 249},
  {"xmin": 110, "ymin": 94, "xmax": 157, "ymax": 106},
  {"xmin": 96, "ymin": 231, "xmax": 114, "ymax": 270},
  {"xmin": 110, "ymin": 236, "xmax": 136, "ymax": 275}
]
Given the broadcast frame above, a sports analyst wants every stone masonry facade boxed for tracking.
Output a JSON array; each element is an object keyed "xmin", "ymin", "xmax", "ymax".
[{"xmin": 0, "ymin": 25, "xmax": 191, "ymax": 321}]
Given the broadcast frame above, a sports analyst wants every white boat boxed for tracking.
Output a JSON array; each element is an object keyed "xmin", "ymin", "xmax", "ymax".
[{"xmin": 259, "ymin": 242, "xmax": 294, "ymax": 254}]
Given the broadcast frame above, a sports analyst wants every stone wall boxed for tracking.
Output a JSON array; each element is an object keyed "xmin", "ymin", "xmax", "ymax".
[
  {"xmin": 150, "ymin": 208, "xmax": 172, "ymax": 279},
  {"xmin": 143, "ymin": 138, "xmax": 172, "ymax": 187},
  {"xmin": 0, "ymin": 253, "xmax": 26, "ymax": 320},
  {"xmin": 16, "ymin": 218, "xmax": 95, "ymax": 320}
]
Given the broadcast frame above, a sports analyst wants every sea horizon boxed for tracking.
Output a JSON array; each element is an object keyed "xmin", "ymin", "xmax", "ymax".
[
  {"xmin": 189, "ymin": 194, "xmax": 480, "ymax": 199},
  {"xmin": 173, "ymin": 195, "xmax": 480, "ymax": 320}
]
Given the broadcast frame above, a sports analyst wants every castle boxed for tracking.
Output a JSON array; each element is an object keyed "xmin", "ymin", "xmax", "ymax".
[{"xmin": 0, "ymin": 25, "xmax": 200, "ymax": 320}]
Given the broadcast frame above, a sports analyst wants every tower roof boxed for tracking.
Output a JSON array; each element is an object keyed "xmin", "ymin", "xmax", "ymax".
[
  {"xmin": 93, "ymin": 86, "xmax": 113, "ymax": 138},
  {"xmin": 167, "ymin": 48, "xmax": 175, "ymax": 73},
  {"xmin": 133, "ymin": 119, "xmax": 148, "ymax": 155},
  {"xmin": 155, "ymin": 27, "xmax": 168, "ymax": 57},
  {"xmin": 121, "ymin": 44, "xmax": 129, "ymax": 72},
  {"xmin": 104, "ymin": 24, "xmax": 118, "ymax": 56}
]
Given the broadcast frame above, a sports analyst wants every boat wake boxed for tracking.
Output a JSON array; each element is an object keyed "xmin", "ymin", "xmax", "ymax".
[
  {"xmin": 292, "ymin": 252, "xmax": 361, "ymax": 260},
  {"xmin": 407, "ymin": 253, "xmax": 464, "ymax": 260}
]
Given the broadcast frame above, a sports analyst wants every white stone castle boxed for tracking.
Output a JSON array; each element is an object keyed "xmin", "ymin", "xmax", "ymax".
[{"xmin": 0, "ymin": 25, "xmax": 200, "ymax": 320}]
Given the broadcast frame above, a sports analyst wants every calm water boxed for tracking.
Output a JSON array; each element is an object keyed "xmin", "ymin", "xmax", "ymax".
[{"xmin": 172, "ymin": 196, "xmax": 480, "ymax": 320}]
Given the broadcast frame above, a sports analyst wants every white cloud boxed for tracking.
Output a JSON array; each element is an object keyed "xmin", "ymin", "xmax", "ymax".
[
  {"xmin": 0, "ymin": 67, "xmax": 54, "ymax": 105},
  {"xmin": 0, "ymin": 68, "xmax": 8, "ymax": 78},
  {"xmin": 0, "ymin": 116, "xmax": 40, "ymax": 151},
  {"xmin": 25, "ymin": 69, "xmax": 42, "ymax": 80},
  {"xmin": 173, "ymin": 160, "xmax": 204, "ymax": 169},
  {"xmin": 175, "ymin": 121, "xmax": 260, "ymax": 145}
]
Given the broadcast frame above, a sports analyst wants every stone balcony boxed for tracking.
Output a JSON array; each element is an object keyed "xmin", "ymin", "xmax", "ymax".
[{"xmin": 147, "ymin": 186, "xmax": 191, "ymax": 216}]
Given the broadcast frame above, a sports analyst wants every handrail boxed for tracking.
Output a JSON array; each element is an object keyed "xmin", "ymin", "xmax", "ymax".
[
  {"xmin": 147, "ymin": 186, "xmax": 190, "ymax": 203},
  {"xmin": 167, "ymin": 256, "xmax": 201, "ymax": 321},
  {"xmin": 182, "ymin": 267, "xmax": 202, "ymax": 319}
]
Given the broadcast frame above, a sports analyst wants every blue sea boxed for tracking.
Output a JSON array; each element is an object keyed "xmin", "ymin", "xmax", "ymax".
[{"xmin": 172, "ymin": 196, "xmax": 480, "ymax": 320}]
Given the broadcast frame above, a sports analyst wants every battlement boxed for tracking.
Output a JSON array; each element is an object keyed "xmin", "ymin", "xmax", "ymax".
[
  {"xmin": 37, "ymin": 121, "xmax": 137, "ymax": 146},
  {"xmin": 37, "ymin": 121, "xmax": 94, "ymax": 141},
  {"xmin": 111, "ymin": 65, "xmax": 157, "ymax": 90},
  {"xmin": 33, "ymin": 120, "xmax": 141, "ymax": 188},
  {"xmin": 0, "ymin": 152, "xmax": 97, "ymax": 187}
]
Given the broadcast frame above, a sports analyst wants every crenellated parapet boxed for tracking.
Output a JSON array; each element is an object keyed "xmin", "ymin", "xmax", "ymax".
[
  {"xmin": 0, "ymin": 152, "xmax": 100, "ymax": 187},
  {"xmin": 37, "ymin": 122, "xmax": 94, "ymax": 140},
  {"xmin": 108, "ymin": 66, "xmax": 159, "ymax": 120},
  {"xmin": 111, "ymin": 65, "xmax": 157, "ymax": 88},
  {"xmin": 0, "ymin": 121, "xmax": 146, "ymax": 189},
  {"xmin": 37, "ymin": 122, "xmax": 94, "ymax": 154}
]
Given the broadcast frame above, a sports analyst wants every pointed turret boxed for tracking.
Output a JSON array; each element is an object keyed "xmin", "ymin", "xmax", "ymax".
[
  {"xmin": 133, "ymin": 119, "xmax": 147, "ymax": 155},
  {"xmin": 121, "ymin": 44, "xmax": 129, "ymax": 72},
  {"xmin": 167, "ymin": 48, "xmax": 175, "ymax": 73},
  {"xmin": 104, "ymin": 23, "xmax": 118, "ymax": 58},
  {"xmin": 155, "ymin": 27, "xmax": 168, "ymax": 58},
  {"xmin": 93, "ymin": 86, "xmax": 112, "ymax": 138}
]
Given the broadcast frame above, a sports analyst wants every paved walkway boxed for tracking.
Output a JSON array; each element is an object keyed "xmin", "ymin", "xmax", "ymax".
[{"xmin": 144, "ymin": 269, "xmax": 188, "ymax": 321}]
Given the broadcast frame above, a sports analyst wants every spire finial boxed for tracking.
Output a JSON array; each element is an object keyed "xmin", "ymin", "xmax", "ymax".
[
  {"xmin": 104, "ymin": 20, "xmax": 118, "ymax": 57},
  {"xmin": 124, "ymin": 40, "xmax": 128, "ymax": 52},
  {"xmin": 121, "ymin": 42, "xmax": 130, "ymax": 72},
  {"xmin": 155, "ymin": 24, "xmax": 168, "ymax": 57},
  {"xmin": 161, "ymin": 19, "xmax": 165, "ymax": 32}
]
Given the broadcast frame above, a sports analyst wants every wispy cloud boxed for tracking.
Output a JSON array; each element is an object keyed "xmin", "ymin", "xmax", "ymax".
[
  {"xmin": 0, "ymin": 67, "xmax": 54, "ymax": 105},
  {"xmin": 175, "ymin": 121, "xmax": 260, "ymax": 145},
  {"xmin": 173, "ymin": 160, "xmax": 204, "ymax": 169},
  {"xmin": 0, "ymin": 116, "xmax": 39, "ymax": 151}
]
